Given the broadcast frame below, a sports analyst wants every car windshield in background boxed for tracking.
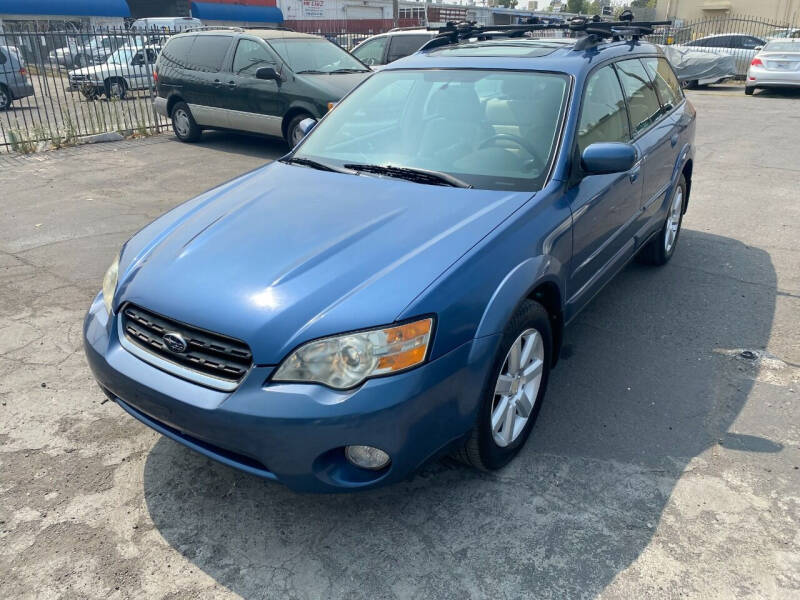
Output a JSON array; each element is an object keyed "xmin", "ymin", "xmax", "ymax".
[
  {"xmin": 293, "ymin": 69, "xmax": 569, "ymax": 191},
  {"xmin": 764, "ymin": 41, "xmax": 800, "ymax": 51},
  {"xmin": 109, "ymin": 47, "xmax": 136, "ymax": 64},
  {"xmin": 268, "ymin": 38, "xmax": 368, "ymax": 73}
]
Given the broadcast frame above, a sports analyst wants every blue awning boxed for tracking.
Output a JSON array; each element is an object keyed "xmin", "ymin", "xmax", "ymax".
[
  {"xmin": 0, "ymin": 0, "xmax": 130, "ymax": 17},
  {"xmin": 191, "ymin": 2, "xmax": 283, "ymax": 24}
]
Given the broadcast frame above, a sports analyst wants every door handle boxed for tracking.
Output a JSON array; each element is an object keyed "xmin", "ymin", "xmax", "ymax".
[
  {"xmin": 213, "ymin": 79, "xmax": 222, "ymax": 87},
  {"xmin": 629, "ymin": 160, "xmax": 642, "ymax": 183},
  {"xmin": 670, "ymin": 134, "xmax": 679, "ymax": 147},
  {"xmin": 226, "ymin": 81, "xmax": 237, "ymax": 89}
]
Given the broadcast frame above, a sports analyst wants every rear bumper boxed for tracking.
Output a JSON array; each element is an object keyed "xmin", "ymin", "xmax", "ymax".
[
  {"xmin": 154, "ymin": 96, "xmax": 168, "ymax": 117},
  {"xmin": 747, "ymin": 66, "xmax": 800, "ymax": 87},
  {"xmin": 8, "ymin": 80, "xmax": 34, "ymax": 99},
  {"xmin": 84, "ymin": 293, "xmax": 498, "ymax": 493}
]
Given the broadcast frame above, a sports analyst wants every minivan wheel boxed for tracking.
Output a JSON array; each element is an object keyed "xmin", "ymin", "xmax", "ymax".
[
  {"xmin": 637, "ymin": 174, "xmax": 687, "ymax": 266},
  {"xmin": 0, "ymin": 85, "xmax": 11, "ymax": 111},
  {"xmin": 171, "ymin": 101, "xmax": 201, "ymax": 142},
  {"xmin": 285, "ymin": 113, "xmax": 312, "ymax": 147},
  {"xmin": 456, "ymin": 299, "xmax": 552, "ymax": 471},
  {"xmin": 745, "ymin": 86, "xmax": 755, "ymax": 96}
]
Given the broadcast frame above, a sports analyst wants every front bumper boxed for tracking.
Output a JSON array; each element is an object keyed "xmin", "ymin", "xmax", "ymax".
[{"xmin": 84, "ymin": 293, "xmax": 498, "ymax": 492}]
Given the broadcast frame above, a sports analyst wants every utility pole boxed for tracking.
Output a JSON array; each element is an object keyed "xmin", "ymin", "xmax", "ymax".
[{"xmin": 393, "ymin": 0, "xmax": 399, "ymax": 28}]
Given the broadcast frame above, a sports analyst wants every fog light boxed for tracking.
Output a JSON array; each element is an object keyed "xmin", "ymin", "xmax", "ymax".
[{"xmin": 345, "ymin": 445, "xmax": 390, "ymax": 470}]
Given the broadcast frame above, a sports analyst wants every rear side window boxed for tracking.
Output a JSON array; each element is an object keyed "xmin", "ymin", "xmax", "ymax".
[
  {"xmin": 188, "ymin": 35, "xmax": 232, "ymax": 72},
  {"xmin": 615, "ymin": 59, "xmax": 663, "ymax": 136},
  {"xmin": 161, "ymin": 35, "xmax": 195, "ymax": 68},
  {"xmin": 643, "ymin": 57, "xmax": 682, "ymax": 110},
  {"xmin": 386, "ymin": 35, "xmax": 431, "ymax": 63},
  {"xmin": 352, "ymin": 36, "xmax": 388, "ymax": 66},
  {"xmin": 577, "ymin": 64, "xmax": 630, "ymax": 154}
]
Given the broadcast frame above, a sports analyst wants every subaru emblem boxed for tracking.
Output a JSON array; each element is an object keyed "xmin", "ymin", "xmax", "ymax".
[{"xmin": 162, "ymin": 331, "xmax": 188, "ymax": 354}]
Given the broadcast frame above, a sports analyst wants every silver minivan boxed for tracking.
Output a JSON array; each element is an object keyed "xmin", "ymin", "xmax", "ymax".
[{"xmin": 0, "ymin": 45, "xmax": 34, "ymax": 110}]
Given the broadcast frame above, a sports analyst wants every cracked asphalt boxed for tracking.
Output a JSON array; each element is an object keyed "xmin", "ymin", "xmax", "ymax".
[{"xmin": 1, "ymin": 86, "xmax": 799, "ymax": 599}]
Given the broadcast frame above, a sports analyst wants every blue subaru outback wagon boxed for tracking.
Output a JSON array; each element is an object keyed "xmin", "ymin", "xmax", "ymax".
[{"xmin": 84, "ymin": 19, "xmax": 695, "ymax": 492}]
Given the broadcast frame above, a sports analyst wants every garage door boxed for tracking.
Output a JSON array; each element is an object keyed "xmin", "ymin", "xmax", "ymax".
[{"xmin": 345, "ymin": 5, "xmax": 383, "ymax": 19}]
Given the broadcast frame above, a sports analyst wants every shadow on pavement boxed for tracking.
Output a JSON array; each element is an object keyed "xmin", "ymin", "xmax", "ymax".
[
  {"xmin": 142, "ymin": 229, "xmax": 777, "ymax": 598},
  {"xmin": 167, "ymin": 129, "xmax": 290, "ymax": 161}
]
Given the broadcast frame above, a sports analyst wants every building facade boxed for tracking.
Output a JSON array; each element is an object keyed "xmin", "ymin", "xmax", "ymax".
[{"xmin": 656, "ymin": 0, "xmax": 800, "ymax": 23}]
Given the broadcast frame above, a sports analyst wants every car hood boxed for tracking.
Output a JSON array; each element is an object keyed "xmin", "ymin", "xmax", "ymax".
[
  {"xmin": 116, "ymin": 162, "xmax": 532, "ymax": 364},
  {"xmin": 296, "ymin": 71, "xmax": 371, "ymax": 100}
]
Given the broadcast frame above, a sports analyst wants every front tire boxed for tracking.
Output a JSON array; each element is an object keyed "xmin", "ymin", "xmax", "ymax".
[
  {"xmin": 0, "ymin": 85, "xmax": 11, "ymax": 111},
  {"xmin": 171, "ymin": 101, "xmax": 201, "ymax": 143},
  {"xmin": 637, "ymin": 174, "xmax": 687, "ymax": 266},
  {"xmin": 456, "ymin": 300, "xmax": 552, "ymax": 471},
  {"xmin": 285, "ymin": 112, "xmax": 312, "ymax": 148}
]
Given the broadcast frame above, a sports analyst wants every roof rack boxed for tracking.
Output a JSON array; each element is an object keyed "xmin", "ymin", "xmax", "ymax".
[
  {"xmin": 420, "ymin": 12, "xmax": 671, "ymax": 52},
  {"xmin": 185, "ymin": 26, "xmax": 244, "ymax": 33}
]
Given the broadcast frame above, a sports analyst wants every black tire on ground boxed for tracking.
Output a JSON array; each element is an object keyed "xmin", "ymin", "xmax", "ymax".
[
  {"xmin": 170, "ymin": 101, "xmax": 201, "ymax": 143},
  {"xmin": 0, "ymin": 84, "xmax": 11, "ymax": 111},
  {"xmin": 745, "ymin": 86, "xmax": 755, "ymax": 95},
  {"xmin": 455, "ymin": 299, "xmax": 553, "ymax": 471},
  {"xmin": 685, "ymin": 80, "xmax": 699, "ymax": 90},
  {"xmin": 285, "ymin": 112, "xmax": 312, "ymax": 148},
  {"xmin": 637, "ymin": 174, "xmax": 688, "ymax": 266},
  {"xmin": 105, "ymin": 78, "xmax": 127, "ymax": 100}
]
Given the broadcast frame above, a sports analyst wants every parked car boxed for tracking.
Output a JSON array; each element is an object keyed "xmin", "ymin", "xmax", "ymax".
[
  {"xmin": 154, "ymin": 28, "xmax": 371, "ymax": 146},
  {"xmin": 351, "ymin": 28, "xmax": 436, "ymax": 68},
  {"xmin": 130, "ymin": 16, "xmax": 203, "ymax": 33},
  {"xmin": 69, "ymin": 45, "xmax": 161, "ymax": 100},
  {"xmin": 0, "ymin": 45, "xmax": 34, "ymax": 110},
  {"xmin": 660, "ymin": 44, "xmax": 736, "ymax": 88},
  {"xmin": 49, "ymin": 34, "xmax": 126, "ymax": 68},
  {"xmin": 745, "ymin": 39, "xmax": 800, "ymax": 95},
  {"xmin": 677, "ymin": 33, "xmax": 766, "ymax": 76},
  {"xmin": 766, "ymin": 27, "xmax": 800, "ymax": 40},
  {"xmin": 86, "ymin": 31, "xmax": 695, "ymax": 492}
]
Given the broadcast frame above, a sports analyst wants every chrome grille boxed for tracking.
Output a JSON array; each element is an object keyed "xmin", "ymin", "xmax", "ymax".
[{"xmin": 120, "ymin": 304, "xmax": 252, "ymax": 388}]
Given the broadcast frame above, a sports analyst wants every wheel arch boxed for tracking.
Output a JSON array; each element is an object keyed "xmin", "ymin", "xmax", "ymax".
[
  {"xmin": 474, "ymin": 257, "xmax": 565, "ymax": 368},
  {"xmin": 166, "ymin": 93, "xmax": 185, "ymax": 117},
  {"xmin": 281, "ymin": 103, "xmax": 317, "ymax": 139}
]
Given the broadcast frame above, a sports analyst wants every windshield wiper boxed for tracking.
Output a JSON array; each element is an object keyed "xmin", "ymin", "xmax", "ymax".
[
  {"xmin": 329, "ymin": 68, "xmax": 370, "ymax": 74},
  {"xmin": 342, "ymin": 164, "xmax": 472, "ymax": 188},
  {"xmin": 295, "ymin": 69, "xmax": 326, "ymax": 74},
  {"xmin": 282, "ymin": 157, "xmax": 353, "ymax": 175}
]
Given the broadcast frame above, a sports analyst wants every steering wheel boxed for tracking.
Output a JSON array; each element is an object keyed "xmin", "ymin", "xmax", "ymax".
[{"xmin": 478, "ymin": 133, "xmax": 545, "ymax": 168}]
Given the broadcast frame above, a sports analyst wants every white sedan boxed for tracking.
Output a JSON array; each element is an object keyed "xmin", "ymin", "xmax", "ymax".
[
  {"xmin": 745, "ymin": 40, "xmax": 800, "ymax": 95},
  {"xmin": 68, "ymin": 45, "xmax": 160, "ymax": 100}
]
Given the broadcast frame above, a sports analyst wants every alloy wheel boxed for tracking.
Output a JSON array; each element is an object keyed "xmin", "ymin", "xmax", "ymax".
[
  {"xmin": 664, "ymin": 187, "xmax": 683, "ymax": 253},
  {"xmin": 491, "ymin": 328, "xmax": 545, "ymax": 447},
  {"xmin": 291, "ymin": 122, "xmax": 305, "ymax": 147},
  {"xmin": 173, "ymin": 108, "xmax": 191, "ymax": 138}
]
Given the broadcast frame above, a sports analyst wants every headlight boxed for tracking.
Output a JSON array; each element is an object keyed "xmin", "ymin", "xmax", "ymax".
[
  {"xmin": 273, "ymin": 318, "xmax": 433, "ymax": 390},
  {"xmin": 102, "ymin": 254, "xmax": 120, "ymax": 314}
]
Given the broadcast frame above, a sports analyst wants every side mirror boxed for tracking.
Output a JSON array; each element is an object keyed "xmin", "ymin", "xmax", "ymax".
[
  {"xmin": 581, "ymin": 142, "xmax": 637, "ymax": 175},
  {"xmin": 256, "ymin": 66, "xmax": 281, "ymax": 82},
  {"xmin": 296, "ymin": 118, "xmax": 317, "ymax": 140}
]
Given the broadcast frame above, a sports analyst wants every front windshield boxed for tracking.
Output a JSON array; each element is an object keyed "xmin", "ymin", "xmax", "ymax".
[
  {"xmin": 294, "ymin": 69, "xmax": 569, "ymax": 191},
  {"xmin": 268, "ymin": 38, "xmax": 368, "ymax": 73},
  {"xmin": 764, "ymin": 41, "xmax": 800, "ymax": 52}
]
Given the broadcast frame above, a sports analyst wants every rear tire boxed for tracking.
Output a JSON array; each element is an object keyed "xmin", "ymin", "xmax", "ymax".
[
  {"xmin": 171, "ymin": 101, "xmax": 201, "ymax": 143},
  {"xmin": 0, "ymin": 84, "xmax": 11, "ymax": 111},
  {"xmin": 637, "ymin": 174, "xmax": 687, "ymax": 266},
  {"xmin": 105, "ymin": 78, "xmax": 127, "ymax": 100},
  {"xmin": 456, "ymin": 300, "xmax": 552, "ymax": 471},
  {"xmin": 744, "ymin": 86, "xmax": 755, "ymax": 95}
]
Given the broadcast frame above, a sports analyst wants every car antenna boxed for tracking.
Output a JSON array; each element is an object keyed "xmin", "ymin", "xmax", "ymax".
[{"xmin": 419, "ymin": 14, "xmax": 672, "ymax": 52}]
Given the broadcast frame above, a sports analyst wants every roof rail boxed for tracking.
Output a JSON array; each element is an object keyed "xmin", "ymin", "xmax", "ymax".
[
  {"xmin": 388, "ymin": 26, "xmax": 429, "ymax": 32},
  {"xmin": 184, "ymin": 26, "xmax": 245, "ymax": 33},
  {"xmin": 241, "ymin": 26, "xmax": 295, "ymax": 32},
  {"xmin": 420, "ymin": 13, "xmax": 671, "ymax": 52}
]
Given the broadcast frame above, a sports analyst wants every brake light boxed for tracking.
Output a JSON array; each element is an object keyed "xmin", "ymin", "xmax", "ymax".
[
  {"xmin": 153, "ymin": 70, "xmax": 158, "ymax": 83},
  {"xmin": 19, "ymin": 67, "xmax": 27, "ymax": 76},
  {"xmin": 751, "ymin": 57, "xmax": 763, "ymax": 66}
]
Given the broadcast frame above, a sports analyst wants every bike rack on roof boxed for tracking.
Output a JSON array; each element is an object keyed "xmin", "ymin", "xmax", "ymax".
[{"xmin": 420, "ymin": 11, "xmax": 672, "ymax": 52}]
